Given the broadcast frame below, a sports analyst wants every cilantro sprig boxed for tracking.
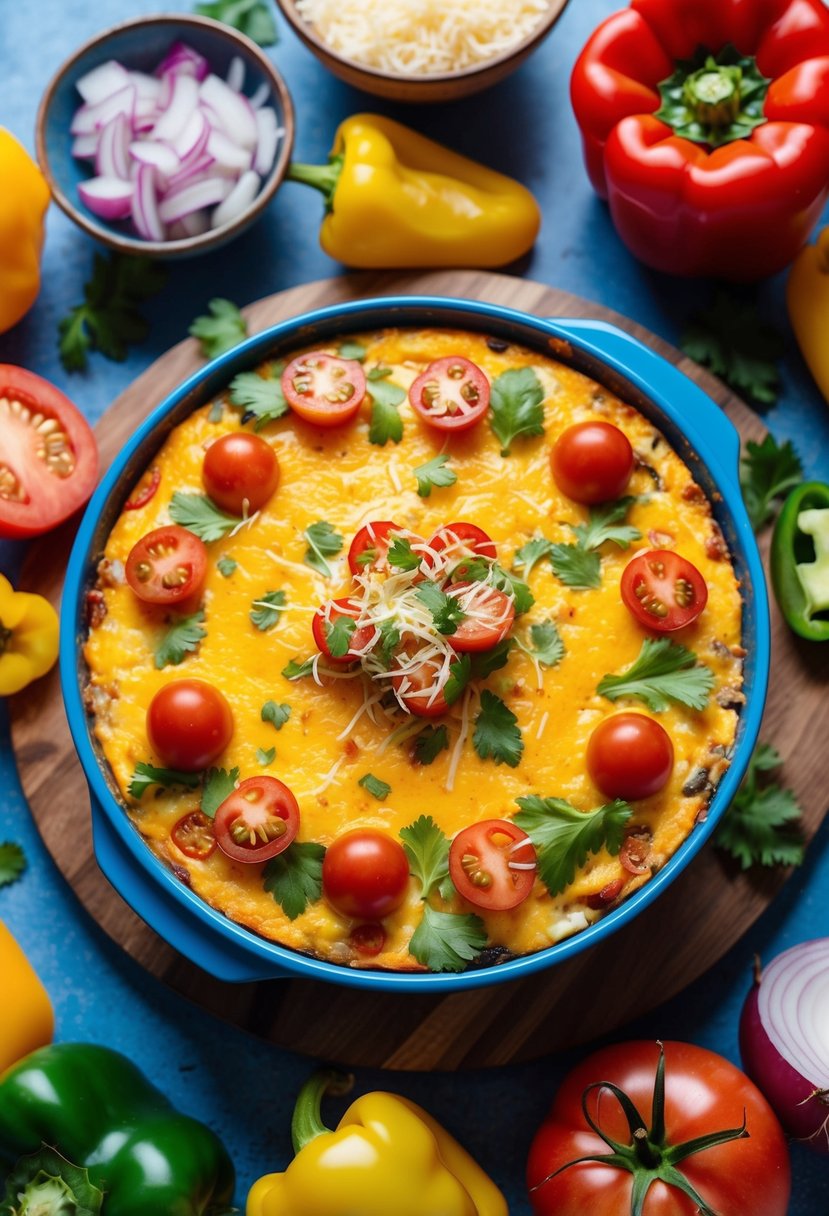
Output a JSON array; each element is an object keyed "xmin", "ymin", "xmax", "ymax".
[
  {"xmin": 261, "ymin": 701, "xmax": 291, "ymax": 730},
  {"xmin": 155, "ymin": 610, "xmax": 206, "ymax": 669},
  {"xmin": 715, "ymin": 744, "xmax": 804, "ymax": 870},
  {"xmin": 400, "ymin": 815, "xmax": 451, "ymax": 898},
  {"xmin": 514, "ymin": 796, "xmax": 632, "ymax": 896},
  {"xmin": 250, "ymin": 590, "xmax": 286, "ymax": 631},
  {"xmin": 515, "ymin": 620, "xmax": 564, "ymax": 669},
  {"xmin": 681, "ymin": 290, "xmax": 783, "ymax": 407},
  {"xmin": 412, "ymin": 725, "xmax": 449, "ymax": 765},
  {"xmin": 229, "ymin": 365, "xmax": 288, "ymax": 430},
  {"xmin": 201, "ymin": 766, "xmax": 240, "ymax": 819},
  {"xmin": 367, "ymin": 371, "xmax": 406, "ymax": 445},
  {"xmin": 264, "ymin": 842, "xmax": 326, "ymax": 919},
  {"xmin": 128, "ymin": 762, "xmax": 201, "ymax": 800},
  {"xmin": 473, "ymin": 691, "xmax": 523, "ymax": 767},
  {"xmin": 194, "ymin": 0, "xmax": 277, "ymax": 46},
  {"xmin": 189, "ymin": 298, "xmax": 248, "ymax": 358},
  {"xmin": 324, "ymin": 614, "xmax": 356, "ymax": 657},
  {"xmin": 514, "ymin": 537, "xmax": 555, "ymax": 578},
  {"xmin": 59, "ymin": 253, "xmax": 167, "ymax": 372},
  {"xmin": 459, "ymin": 558, "xmax": 534, "ymax": 616},
  {"xmin": 414, "ymin": 454, "xmax": 457, "ymax": 498},
  {"xmin": 170, "ymin": 492, "xmax": 240, "ymax": 542},
  {"xmin": 303, "ymin": 521, "xmax": 343, "ymax": 577},
  {"xmin": 489, "ymin": 367, "xmax": 546, "ymax": 455},
  {"xmin": 387, "ymin": 536, "xmax": 422, "ymax": 572},
  {"xmin": 0, "ymin": 842, "xmax": 27, "ymax": 888},
  {"xmin": 739, "ymin": 435, "xmax": 803, "ymax": 531},
  {"xmin": 409, "ymin": 905, "xmax": 487, "ymax": 972},
  {"xmin": 282, "ymin": 656, "xmax": 315, "ymax": 680},
  {"xmin": 598, "ymin": 639, "xmax": 715, "ymax": 712},
  {"xmin": 415, "ymin": 582, "xmax": 465, "ymax": 636},
  {"xmin": 551, "ymin": 498, "xmax": 641, "ymax": 590}
]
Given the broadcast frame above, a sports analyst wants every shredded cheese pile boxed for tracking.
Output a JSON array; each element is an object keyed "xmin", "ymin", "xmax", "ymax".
[{"xmin": 294, "ymin": 0, "xmax": 552, "ymax": 75}]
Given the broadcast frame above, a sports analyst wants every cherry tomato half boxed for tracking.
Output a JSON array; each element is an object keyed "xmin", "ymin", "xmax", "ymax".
[
  {"xmin": 312, "ymin": 597, "xmax": 376, "ymax": 665},
  {"xmin": 427, "ymin": 522, "xmax": 497, "ymax": 577},
  {"xmin": 446, "ymin": 581, "xmax": 515, "ymax": 652},
  {"xmin": 587, "ymin": 713, "xmax": 673, "ymax": 801},
  {"xmin": 408, "ymin": 356, "xmax": 490, "ymax": 432},
  {"xmin": 124, "ymin": 466, "xmax": 161, "ymax": 511},
  {"xmin": 349, "ymin": 923, "xmax": 386, "ymax": 956},
  {"xmin": 550, "ymin": 421, "xmax": 634, "ymax": 505},
  {"xmin": 214, "ymin": 776, "xmax": 299, "ymax": 864},
  {"xmin": 281, "ymin": 352, "xmax": 366, "ymax": 427},
  {"xmin": 202, "ymin": 432, "xmax": 279, "ymax": 516},
  {"xmin": 348, "ymin": 520, "xmax": 410, "ymax": 576},
  {"xmin": 621, "ymin": 549, "xmax": 708, "ymax": 632},
  {"xmin": 0, "ymin": 366, "xmax": 99, "ymax": 539},
  {"xmin": 126, "ymin": 525, "xmax": 207, "ymax": 607},
  {"xmin": 171, "ymin": 809, "xmax": 216, "ymax": 860},
  {"xmin": 391, "ymin": 650, "xmax": 459, "ymax": 717},
  {"xmin": 147, "ymin": 679, "xmax": 234, "ymax": 772},
  {"xmin": 449, "ymin": 820, "xmax": 537, "ymax": 911},
  {"xmin": 322, "ymin": 829, "xmax": 409, "ymax": 919}
]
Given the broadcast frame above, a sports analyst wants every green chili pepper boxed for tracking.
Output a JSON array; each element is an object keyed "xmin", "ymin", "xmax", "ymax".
[
  {"xmin": 770, "ymin": 481, "xmax": 829, "ymax": 641},
  {"xmin": 0, "ymin": 1043, "xmax": 235, "ymax": 1216}
]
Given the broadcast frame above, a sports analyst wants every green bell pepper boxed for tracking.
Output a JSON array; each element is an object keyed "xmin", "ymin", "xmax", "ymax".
[
  {"xmin": 770, "ymin": 481, "xmax": 829, "ymax": 641},
  {"xmin": 0, "ymin": 1043, "xmax": 235, "ymax": 1216}
]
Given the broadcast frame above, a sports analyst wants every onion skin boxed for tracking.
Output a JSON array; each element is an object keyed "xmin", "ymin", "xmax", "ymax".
[{"xmin": 740, "ymin": 981, "xmax": 829, "ymax": 1153}]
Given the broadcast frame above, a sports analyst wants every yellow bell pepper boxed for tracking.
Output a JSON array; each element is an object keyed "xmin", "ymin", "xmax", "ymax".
[
  {"xmin": 0, "ymin": 573, "xmax": 59, "ymax": 695},
  {"xmin": 0, "ymin": 129, "xmax": 49, "ymax": 334},
  {"xmin": 287, "ymin": 114, "xmax": 540, "ymax": 269},
  {"xmin": 0, "ymin": 920, "xmax": 54, "ymax": 1076},
  {"xmin": 247, "ymin": 1071, "xmax": 509, "ymax": 1216},
  {"xmin": 787, "ymin": 225, "xmax": 829, "ymax": 406}
]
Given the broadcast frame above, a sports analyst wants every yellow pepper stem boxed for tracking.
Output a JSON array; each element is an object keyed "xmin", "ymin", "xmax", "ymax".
[
  {"xmin": 291, "ymin": 1070, "xmax": 354, "ymax": 1153},
  {"xmin": 286, "ymin": 157, "xmax": 345, "ymax": 215}
]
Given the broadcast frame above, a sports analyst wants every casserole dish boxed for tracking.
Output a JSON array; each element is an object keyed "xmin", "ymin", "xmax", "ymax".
[{"xmin": 61, "ymin": 296, "xmax": 770, "ymax": 991}]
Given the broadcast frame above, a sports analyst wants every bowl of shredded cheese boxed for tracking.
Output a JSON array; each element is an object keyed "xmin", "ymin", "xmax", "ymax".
[{"xmin": 276, "ymin": 0, "xmax": 570, "ymax": 101}]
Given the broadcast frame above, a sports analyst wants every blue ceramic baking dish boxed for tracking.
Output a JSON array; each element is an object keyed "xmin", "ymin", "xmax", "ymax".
[{"xmin": 61, "ymin": 296, "xmax": 770, "ymax": 992}]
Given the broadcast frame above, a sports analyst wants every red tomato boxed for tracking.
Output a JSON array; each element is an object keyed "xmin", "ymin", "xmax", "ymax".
[
  {"xmin": 391, "ymin": 650, "xmax": 459, "ymax": 717},
  {"xmin": 312, "ymin": 597, "xmax": 376, "ymax": 665},
  {"xmin": 427, "ymin": 522, "xmax": 497, "ymax": 576},
  {"xmin": 621, "ymin": 550, "xmax": 708, "ymax": 633},
  {"xmin": 147, "ymin": 679, "xmax": 233, "ymax": 772},
  {"xmin": 281, "ymin": 352, "xmax": 366, "ymax": 426},
  {"xmin": 446, "ymin": 581, "xmax": 515, "ymax": 652},
  {"xmin": 214, "ymin": 776, "xmax": 298, "ymax": 864},
  {"xmin": 124, "ymin": 466, "xmax": 161, "ymax": 511},
  {"xmin": 347, "ymin": 520, "xmax": 410, "ymax": 576},
  {"xmin": 0, "ymin": 365, "xmax": 98, "ymax": 538},
  {"xmin": 322, "ymin": 830, "xmax": 410, "ymax": 919},
  {"xmin": 449, "ymin": 820, "xmax": 536, "ymax": 911},
  {"xmin": 408, "ymin": 356, "xmax": 490, "ymax": 432},
  {"xmin": 550, "ymin": 421, "xmax": 634, "ymax": 505},
  {"xmin": 587, "ymin": 713, "xmax": 673, "ymax": 801},
  {"xmin": 527, "ymin": 1041, "xmax": 790, "ymax": 1216},
  {"xmin": 202, "ymin": 432, "xmax": 279, "ymax": 515},
  {"xmin": 171, "ymin": 810, "xmax": 216, "ymax": 860},
  {"xmin": 349, "ymin": 923, "xmax": 386, "ymax": 956},
  {"xmin": 125, "ymin": 525, "xmax": 207, "ymax": 607}
]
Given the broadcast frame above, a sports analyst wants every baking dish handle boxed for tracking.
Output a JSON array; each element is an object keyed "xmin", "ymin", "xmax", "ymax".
[{"xmin": 90, "ymin": 792, "xmax": 288, "ymax": 985}]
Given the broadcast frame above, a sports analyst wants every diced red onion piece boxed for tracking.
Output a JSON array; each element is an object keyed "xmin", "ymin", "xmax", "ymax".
[
  {"xmin": 129, "ymin": 139, "xmax": 181, "ymax": 180},
  {"xmin": 253, "ymin": 107, "xmax": 280, "ymax": 177},
  {"xmin": 206, "ymin": 128, "xmax": 251, "ymax": 172},
  {"xmin": 173, "ymin": 108, "xmax": 208, "ymax": 159},
  {"xmin": 158, "ymin": 176, "xmax": 232, "ymax": 223},
  {"xmin": 165, "ymin": 153, "xmax": 216, "ymax": 192},
  {"xmin": 157, "ymin": 41, "xmax": 210, "ymax": 82},
  {"xmin": 72, "ymin": 133, "xmax": 99, "ymax": 160},
  {"xmin": 169, "ymin": 210, "xmax": 211, "ymax": 239},
  {"xmin": 248, "ymin": 81, "xmax": 270, "ymax": 110},
  {"xmin": 150, "ymin": 73, "xmax": 198, "ymax": 143},
  {"xmin": 76, "ymin": 60, "xmax": 130, "ymax": 105},
  {"xmin": 70, "ymin": 85, "xmax": 136, "ymax": 135},
  {"xmin": 96, "ymin": 113, "xmax": 130, "ymax": 181},
  {"xmin": 128, "ymin": 71, "xmax": 163, "ymax": 101},
  {"xmin": 200, "ymin": 74, "xmax": 257, "ymax": 150},
  {"xmin": 78, "ymin": 176, "xmax": 134, "ymax": 220},
  {"xmin": 212, "ymin": 170, "xmax": 261, "ymax": 228},
  {"xmin": 132, "ymin": 164, "xmax": 165, "ymax": 240},
  {"xmin": 226, "ymin": 56, "xmax": 245, "ymax": 93}
]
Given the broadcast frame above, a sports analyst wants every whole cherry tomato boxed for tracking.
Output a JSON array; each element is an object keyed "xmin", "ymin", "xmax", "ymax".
[
  {"xmin": 125, "ymin": 525, "xmax": 207, "ymax": 608},
  {"xmin": 391, "ymin": 650, "xmax": 460, "ymax": 717},
  {"xmin": 214, "ymin": 776, "xmax": 298, "ymax": 864},
  {"xmin": 587, "ymin": 713, "xmax": 673, "ymax": 800},
  {"xmin": 202, "ymin": 432, "xmax": 279, "ymax": 515},
  {"xmin": 281, "ymin": 352, "xmax": 366, "ymax": 426},
  {"xmin": 621, "ymin": 550, "xmax": 708, "ymax": 633},
  {"xmin": 551, "ymin": 421, "xmax": 633, "ymax": 504},
  {"xmin": 147, "ymin": 679, "xmax": 233, "ymax": 772},
  {"xmin": 322, "ymin": 829, "xmax": 410, "ymax": 919},
  {"xmin": 408, "ymin": 356, "xmax": 490, "ymax": 432},
  {"xmin": 449, "ymin": 819, "xmax": 536, "ymax": 911}
]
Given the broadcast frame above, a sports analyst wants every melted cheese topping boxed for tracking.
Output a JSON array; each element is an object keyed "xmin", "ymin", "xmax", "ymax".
[{"xmin": 85, "ymin": 329, "xmax": 744, "ymax": 972}]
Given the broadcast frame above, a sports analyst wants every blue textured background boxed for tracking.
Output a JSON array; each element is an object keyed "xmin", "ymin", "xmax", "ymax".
[{"xmin": 1, "ymin": 0, "xmax": 828, "ymax": 1209}]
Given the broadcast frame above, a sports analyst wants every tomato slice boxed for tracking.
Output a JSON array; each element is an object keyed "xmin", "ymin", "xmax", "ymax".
[
  {"xmin": 281, "ymin": 352, "xmax": 366, "ymax": 427},
  {"xmin": 408, "ymin": 356, "xmax": 490, "ymax": 432},
  {"xmin": 349, "ymin": 923, "xmax": 387, "ymax": 956},
  {"xmin": 620, "ymin": 549, "xmax": 708, "ymax": 632},
  {"xmin": 214, "ymin": 776, "xmax": 299, "ymax": 864},
  {"xmin": 124, "ymin": 466, "xmax": 161, "ymax": 511},
  {"xmin": 449, "ymin": 820, "xmax": 537, "ymax": 911},
  {"xmin": 126, "ymin": 525, "xmax": 208, "ymax": 607},
  {"xmin": 391, "ymin": 648, "xmax": 463, "ymax": 717},
  {"xmin": 171, "ymin": 809, "xmax": 216, "ymax": 860},
  {"xmin": 202, "ymin": 432, "xmax": 279, "ymax": 515},
  {"xmin": 446, "ymin": 581, "xmax": 515, "ymax": 652},
  {"xmin": 0, "ymin": 365, "xmax": 98, "ymax": 538},
  {"xmin": 312, "ymin": 597, "xmax": 376, "ymax": 665},
  {"xmin": 347, "ymin": 520, "xmax": 412, "ymax": 576},
  {"xmin": 426, "ymin": 521, "xmax": 497, "ymax": 576}
]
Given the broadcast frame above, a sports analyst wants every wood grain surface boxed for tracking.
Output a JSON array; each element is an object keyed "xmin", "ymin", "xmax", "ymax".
[{"xmin": 10, "ymin": 270, "xmax": 828, "ymax": 1070}]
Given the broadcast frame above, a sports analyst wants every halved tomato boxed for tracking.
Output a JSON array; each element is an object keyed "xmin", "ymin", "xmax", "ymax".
[
  {"xmin": 449, "ymin": 820, "xmax": 537, "ymax": 911},
  {"xmin": 124, "ymin": 466, "xmax": 161, "ymax": 511},
  {"xmin": 347, "ymin": 520, "xmax": 409, "ymax": 576},
  {"xmin": 349, "ymin": 923, "xmax": 387, "ymax": 956},
  {"xmin": 0, "ymin": 366, "xmax": 98, "ymax": 538},
  {"xmin": 408, "ymin": 356, "xmax": 490, "ymax": 432},
  {"xmin": 427, "ymin": 522, "xmax": 497, "ymax": 576},
  {"xmin": 125, "ymin": 525, "xmax": 207, "ymax": 607},
  {"xmin": 446, "ymin": 581, "xmax": 515, "ymax": 652},
  {"xmin": 281, "ymin": 352, "xmax": 366, "ymax": 427},
  {"xmin": 391, "ymin": 650, "xmax": 459, "ymax": 717},
  {"xmin": 620, "ymin": 549, "xmax": 708, "ymax": 632},
  {"xmin": 214, "ymin": 776, "xmax": 299, "ymax": 864},
  {"xmin": 171, "ymin": 809, "xmax": 216, "ymax": 860},
  {"xmin": 312, "ymin": 597, "xmax": 376, "ymax": 664}
]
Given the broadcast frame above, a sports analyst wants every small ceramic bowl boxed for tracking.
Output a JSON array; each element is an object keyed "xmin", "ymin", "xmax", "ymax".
[
  {"xmin": 275, "ymin": 0, "xmax": 571, "ymax": 103},
  {"xmin": 36, "ymin": 14, "xmax": 295, "ymax": 259}
]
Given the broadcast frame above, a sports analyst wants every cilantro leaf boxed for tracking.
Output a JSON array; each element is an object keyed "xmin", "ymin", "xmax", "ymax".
[
  {"xmin": 128, "ymin": 762, "xmax": 201, "ymax": 800},
  {"xmin": 387, "ymin": 536, "xmax": 422, "ymax": 572},
  {"xmin": 229, "ymin": 367, "xmax": 288, "ymax": 430},
  {"xmin": 189, "ymin": 298, "xmax": 247, "ymax": 358},
  {"xmin": 257, "ymin": 746, "xmax": 276, "ymax": 766},
  {"xmin": 194, "ymin": 0, "xmax": 277, "ymax": 46},
  {"xmin": 250, "ymin": 589, "xmax": 286, "ymax": 631},
  {"xmin": 516, "ymin": 620, "xmax": 564, "ymax": 668},
  {"xmin": 375, "ymin": 618, "xmax": 402, "ymax": 668},
  {"xmin": 740, "ymin": 435, "xmax": 803, "ymax": 531},
  {"xmin": 409, "ymin": 905, "xmax": 486, "ymax": 972},
  {"xmin": 263, "ymin": 841, "xmax": 326, "ymax": 919},
  {"xmin": 444, "ymin": 654, "xmax": 472, "ymax": 706},
  {"xmin": 358, "ymin": 773, "xmax": 391, "ymax": 801},
  {"xmin": 470, "ymin": 638, "xmax": 514, "ymax": 679},
  {"xmin": 473, "ymin": 690, "xmax": 523, "ymax": 767},
  {"xmin": 514, "ymin": 537, "xmax": 555, "ymax": 578},
  {"xmin": 574, "ymin": 498, "xmax": 641, "ymax": 551},
  {"xmin": 261, "ymin": 701, "xmax": 291, "ymax": 730},
  {"xmin": 324, "ymin": 614, "xmax": 356, "ymax": 658},
  {"xmin": 304, "ymin": 520, "xmax": 343, "ymax": 577},
  {"xmin": 459, "ymin": 559, "xmax": 535, "ymax": 616},
  {"xmin": 217, "ymin": 556, "xmax": 237, "ymax": 577},
  {"xmin": 412, "ymin": 726, "xmax": 449, "ymax": 766},
  {"xmin": 598, "ymin": 638, "xmax": 715, "ymax": 712},
  {"xmin": 0, "ymin": 842, "xmax": 26, "ymax": 888},
  {"xmin": 155, "ymin": 610, "xmax": 207, "ymax": 669},
  {"xmin": 339, "ymin": 341, "xmax": 367, "ymax": 361},
  {"xmin": 368, "ymin": 375, "xmax": 406, "ymax": 445},
  {"xmin": 550, "ymin": 544, "xmax": 601, "ymax": 589},
  {"xmin": 414, "ymin": 454, "xmax": 457, "ymax": 498},
  {"xmin": 681, "ymin": 290, "xmax": 783, "ymax": 407},
  {"xmin": 400, "ymin": 815, "xmax": 450, "ymax": 898},
  {"xmin": 715, "ymin": 744, "xmax": 804, "ymax": 870},
  {"xmin": 59, "ymin": 253, "xmax": 167, "ymax": 372},
  {"xmin": 415, "ymin": 582, "xmax": 465, "ymax": 635},
  {"xmin": 282, "ymin": 656, "xmax": 315, "ymax": 680},
  {"xmin": 201, "ymin": 766, "xmax": 240, "ymax": 819},
  {"xmin": 489, "ymin": 367, "xmax": 545, "ymax": 455},
  {"xmin": 169, "ymin": 492, "xmax": 239, "ymax": 542},
  {"xmin": 514, "ymin": 796, "xmax": 632, "ymax": 895}
]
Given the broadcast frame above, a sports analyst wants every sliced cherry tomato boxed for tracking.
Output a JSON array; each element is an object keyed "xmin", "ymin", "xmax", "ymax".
[
  {"xmin": 214, "ymin": 776, "xmax": 298, "ymax": 864},
  {"xmin": 147, "ymin": 679, "xmax": 234, "ymax": 772},
  {"xmin": 349, "ymin": 923, "xmax": 387, "ymax": 956},
  {"xmin": 0, "ymin": 365, "xmax": 98, "ymax": 538},
  {"xmin": 446, "ymin": 581, "xmax": 515, "ymax": 652},
  {"xmin": 391, "ymin": 649, "xmax": 461, "ymax": 717},
  {"xmin": 449, "ymin": 819, "xmax": 537, "ymax": 911},
  {"xmin": 347, "ymin": 520, "xmax": 410, "ymax": 576},
  {"xmin": 124, "ymin": 466, "xmax": 161, "ymax": 511},
  {"xmin": 125, "ymin": 525, "xmax": 207, "ymax": 607},
  {"xmin": 620, "ymin": 828, "xmax": 652, "ymax": 875},
  {"xmin": 621, "ymin": 549, "xmax": 708, "ymax": 632},
  {"xmin": 281, "ymin": 352, "xmax": 366, "ymax": 427},
  {"xmin": 202, "ymin": 432, "xmax": 279, "ymax": 515},
  {"xmin": 408, "ymin": 356, "xmax": 490, "ymax": 432},
  {"xmin": 550, "ymin": 421, "xmax": 634, "ymax": 505},
  {"xmin": 427, "ymin": 521, "xmax": 497, "ymax": 577},
  {"xmin": 171, "ymin": 809, "xmax": 216, "ymax": 860},
  {"xmin": 312, "ymin": 597, "xmax": 376, "ymax": 665},
  {"xmin": 322, "ymin": 829, "xmax": 409, "ymax": 919},
  {"xmin": 587, "ymin": 713, "xmax": 673, "ymax": 801}
]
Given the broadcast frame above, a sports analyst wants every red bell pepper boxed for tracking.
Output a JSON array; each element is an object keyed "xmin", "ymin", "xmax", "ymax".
[{"xmin": 571, "ymin": 0, "xmax": 829, "ymax": 281}]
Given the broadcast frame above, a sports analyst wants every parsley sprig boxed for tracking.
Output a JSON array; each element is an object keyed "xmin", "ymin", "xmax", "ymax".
[
  {"xmin": 473, "ymin": 691, "xmax": 523, "ymax": 767},
  {"xmin": 189, "ymin": 298, "xmax": 247, "ymax": 358},
  {"xmin": 739, "ymin": 435, "xmax": 803, "ymax": 531},
  {"xmin": 201, "ymin": 766, "xmax": 240, "ymax": 818},
  {"xmin": 514, "ymin": 796, "xmax": 632, "ymax": 896},
  {"xmin": 387, "ymin": 536, "xmax": 422, "ymax": 572},
  {"xmin": 170, "ymin": 492, "xmax": 240, "ymax": 542},
  {"xmin": 551, "ymin": 498, "xmax": 641, "ymax": 590},
  {"xmin": 489, "ymin": 367, "xmax": 546, "ymax": 455},
  {"xmin": 415, "ymin": 582, "xmax": 465, "ymax": 636},
  {"xmin": 264, "ymin": 842, "xmax": 326, "ymax": 919},
  {"xmin": 128, "ymin": 762, "xmax": 201, "ymax": 799},
  {"xmin": 515, "ymin": 620, "xmax": 564, "ymax": 669},
  {"xmin": 401, "ymin": 816, "xmax": 484, "ymax": 970},
  {"xmin": 459, "ymin": 558, "xmax": 534, "ymax": 615},
  {"xmin": 681, "ymin": 290, "xmax": 783, "ymax": 407},
  {"xmin": 414, "ymin": 454, "xmax": 457, "ymax": 498},
  {"xmin": 715, "ymin": 744, "xmax": 804, "ymax": 870},
  {"xmin": 413, "ymin": 725, "xmax": 449, "ymax": 765},
  {"xmin": 324, "ymin": 615, "xmax": 356, "ymax": 657},
  {"xmin": 229, "ymin": 365, "xmax": 288, "ymax": 430},
  {"xmin": 59, "ymin": 254, "xmax": 167, "ymax": 372},
  {"xmin": 514, "ymin": 537, "xmax": 555, "ymax": 578},
  {"xmin": 400, "ymin": 815, "xmax": 451, "ymax": 898},
  {"xmin": 155, "ymin": 610, "xmax": 206, "ymax": 669},
  {"xmin": 194, "ymin": 0, "xmax": 277, "ymax": 46},
  {"xmin": 250, "ymin": 590, "xmax": 286, "ymax": 631},
  {"xmin": 367, "ymin": 370, "xmax": 406, "ymax": 445},
  {"xmin": 598, "ymin": 639, "xmax": 715, "ymax": 712},
  {"xmin": 303, "ymin": 521, "xmax": 343, "ymax": 577}
]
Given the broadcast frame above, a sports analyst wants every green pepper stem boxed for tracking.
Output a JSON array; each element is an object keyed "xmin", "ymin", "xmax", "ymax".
[
  {"xmin": 286, "ymin": 155, "xmax": 345, "ymax": 214},
  {"xmin": 683, "ymin": 63, "xmax": 742, "ymax": 126},
  {"xmin": 291, "ymin": 1070, "xmax": 354, "ymax": 1154}
]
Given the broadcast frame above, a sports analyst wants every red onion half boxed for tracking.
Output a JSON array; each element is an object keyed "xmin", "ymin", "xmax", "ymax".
[{"xmin": 739, "ymin": 938, "xmax": 829, "ymax": 1154}]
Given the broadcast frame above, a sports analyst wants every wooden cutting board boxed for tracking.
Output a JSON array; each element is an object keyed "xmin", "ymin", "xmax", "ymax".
[{"xmin": 10, "ymin": 270, "xmax": 829, "ymax": 1070}]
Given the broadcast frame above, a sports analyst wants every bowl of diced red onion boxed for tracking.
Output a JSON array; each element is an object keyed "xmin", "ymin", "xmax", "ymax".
[{"xmin": 35, "ymin": 14, "xmax": 295, "ymax": 257}]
